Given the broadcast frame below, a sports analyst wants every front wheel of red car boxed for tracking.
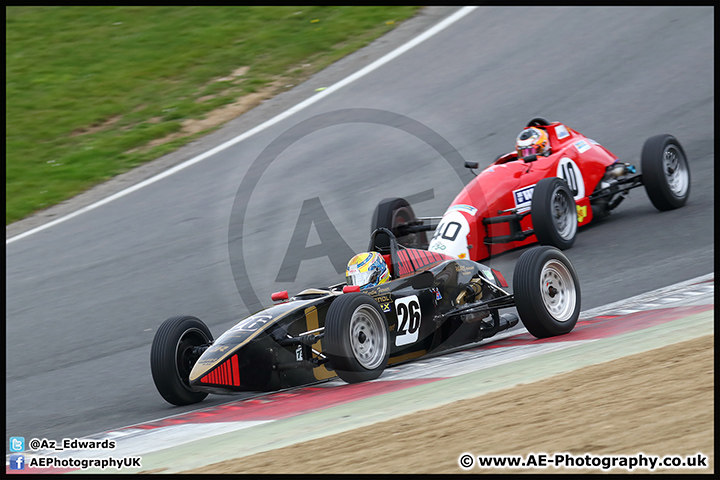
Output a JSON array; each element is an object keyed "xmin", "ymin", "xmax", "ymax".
[
  {"xmin": 151, "ymin": 316, "xmax": 213, "ymax": 406},
  {"xmin": 531, "ymin": 177, "xmax": 578, "ymax": 250},
  {"xmin": 324, "ymin": 293, "xmax": 389, "ymax": 384},
  {"xmin": 641, "ymin": 134, "xmax": 690, "ymax": 211},
  {"xmin": 513, "ymin": 246, "xmax": 581, "ymax": 338}
]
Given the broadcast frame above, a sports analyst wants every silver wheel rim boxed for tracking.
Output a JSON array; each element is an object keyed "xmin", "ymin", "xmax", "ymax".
[
  {"xmin": 349, "ymin": 305, "xmax": 387, "ymax": 370},
  {"xmin": 540, "ymin": 259, "xmax": 576, "ymax": 322},
  {"xmin": 551, "ymin": 187, "xmax": 577, "ymax": 240},
  {"xmin": 663, "ymin": 145, "xmax": 689, "ymax": 198}
]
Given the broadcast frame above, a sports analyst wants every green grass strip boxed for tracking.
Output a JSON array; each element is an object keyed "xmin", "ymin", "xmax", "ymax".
[{"xmin": 6, "ymin": 6, "xmax": 420, "ymax": 224}]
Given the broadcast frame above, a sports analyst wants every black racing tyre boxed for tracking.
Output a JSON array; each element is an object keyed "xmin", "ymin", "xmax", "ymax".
[
  {"xmin": 151, "ymin": 315, "xmax": 213, "ymax": 406},
  {"xmin": 371, "ymin": 197, "xmax": 426, "ymax": 250},
  {"xmin": 641, "ymin": 134, "xmax": 690, "ymax": 211},
  {"xmin": 531, "ymin": 177, "xmax": 578, "ymax": 250},
  {"xmin": 513, "ymin": 246, "xmax": 581, "ymax": 338},
  {"xmin": 526, "ymin": 117, "xmax": 551, "ymax": 127},
  {"xmin": 324, "ymin": 293, "xmax": 390, "ymax": 384}
]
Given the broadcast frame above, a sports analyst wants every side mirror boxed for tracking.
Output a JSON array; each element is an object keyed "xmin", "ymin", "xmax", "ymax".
[
  {"xmin": 271, "ymin": 291, "xmax": 289, "ymax": 302},
  {"xmin": 464, "ymin": 161, "xmax": 479, "ymax": 169},
  {"xmin": 522, "ymin": 154, "xmax": 537, "ymax": 163}
]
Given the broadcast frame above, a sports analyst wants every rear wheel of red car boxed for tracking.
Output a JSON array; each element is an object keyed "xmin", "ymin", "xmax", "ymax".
[
  {"xmin": 526, "ymin": 117, "xmax": 551, "ymax": 127},
  {"xmin": 324, "ymin": 293, "xmax": 389, "ymax": 383},
  {"xmin": 641, "ymin": 134, "xmax": 690, "ymax": 211},
  {"xmin": 513, "ymin": 246, "xmax": 581, "ymax": 338},
  {"xmin": 531, "ymin": 177, "xmax": 577, "ymax": 250},
  {"xmin": 151, "ymin": 316, "xmax": 213, "ymax": 406},
  {"xmin": 371, "ymin": 197, "xmax": 427, "ymax": 250}
]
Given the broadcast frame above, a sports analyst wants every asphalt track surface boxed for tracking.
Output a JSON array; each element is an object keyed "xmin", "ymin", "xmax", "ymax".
[{"xmin": 5, "ymin": 7, "xmax": 714, "ymax": 448}]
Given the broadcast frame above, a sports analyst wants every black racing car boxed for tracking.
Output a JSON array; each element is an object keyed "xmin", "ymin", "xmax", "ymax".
[{"xmin": 151, "ymin": 228, "xmax": 581, "ymax": 406}]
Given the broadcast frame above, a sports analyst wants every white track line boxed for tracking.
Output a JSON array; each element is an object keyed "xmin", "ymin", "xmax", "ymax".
[
  {"xmin": 580, "ymin": 272, "xmax": 714, "ymax": 318},
  {"xmin": 6, "ymin": 7, "xmax": 477, "ymax": 245}
]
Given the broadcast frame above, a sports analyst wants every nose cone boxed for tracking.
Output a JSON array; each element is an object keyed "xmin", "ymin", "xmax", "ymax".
[{"xmin": 190, "ymin": 353, "xmax": 241, "ymax": 388}]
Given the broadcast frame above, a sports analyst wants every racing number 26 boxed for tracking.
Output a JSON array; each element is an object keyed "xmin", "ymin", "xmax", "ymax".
[{"xmin": 395, "ymin": 295, "xmax": 421, "ymax": 347}]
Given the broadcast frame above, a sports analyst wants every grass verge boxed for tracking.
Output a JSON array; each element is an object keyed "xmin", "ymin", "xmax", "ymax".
[{"xmin": 6, "ymin": 6, "xmax": 421, "ymax": 224}]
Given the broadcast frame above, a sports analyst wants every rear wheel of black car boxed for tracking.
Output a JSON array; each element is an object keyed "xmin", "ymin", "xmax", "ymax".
[
  {"xmin": 324, "ymin": 293, "xmax": 389, "ymax": 383},
  {"xmin": 641, "ymin": 134, "xmax": 690, "ymax": 211},
  {"xmin": 531, "ymin": 177, "xmax": 577, "ymax": 250},
  {"xmin": 513, "ymin": 246, "xmax": 580, "ymax": 338},
  {"xmin": 151, "ymin": 316, "xmax": 213, "ymax": 406},
  {"xmin": 372, "ymin": 197, "xmax": 427, "ymax": 250}
]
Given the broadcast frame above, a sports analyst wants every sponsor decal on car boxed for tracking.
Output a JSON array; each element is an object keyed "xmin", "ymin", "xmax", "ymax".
[
  {"xmin": 446, "ymin": 204, "xmax": 478, "ymax": 216},
  {"xmin": 513, "ymin": 184, "xmax": 536, "ymax": 212},
  {"xmin": 577, "ymin": 205, "xmax": 588, "ymax": 223},
  {"xmin": 381, "ymin": 303, "xmax": 391, "ymax": 312},
  {"xmin": 574, "ymin": 140, "xmax": 591, "ymax": 153},
  {"xmin": 228, "ymin": 314, "xmax": 273, "ymax": 334},
  {"xmin": 481, "ymin": 269, "xmax": 494, "ymax": 282},
  {"xmin": 455, "ymin": 263, "xmax": 475, "ymax": 275},
  {"xmin": 369, "ymin": 298, "xmax": 392, "ymax": 313},
  {"xmin": 555, "ymin": 124, "xmax": 570, "ymax": 139}
]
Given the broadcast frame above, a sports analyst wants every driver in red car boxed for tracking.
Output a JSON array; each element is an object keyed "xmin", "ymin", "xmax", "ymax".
[{"xmin": 516, "ymin": 126, "xmax": 551, "ymax": 158}]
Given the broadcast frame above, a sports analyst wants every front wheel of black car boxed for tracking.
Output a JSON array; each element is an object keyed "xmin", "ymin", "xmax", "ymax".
[
  {"xmin": 324, "ymin": 293, "xmax": 389, "ymax": 384},
  {"xmin": 151, "ymin": 316, "xmax": 213, "ymax": 406},
  {"xmin": 513, "ymin": 246, "xmax": 581, "ymax": 338},
  {"xmin": 641, "ymin": 134, "xmax": 690, "ymax": 211},
  {"xmin": 371, "ymin": 197, "xmax": 427, "ymax": 250},
  {"xmin": 531, "ymin": 177, "xmax": 578, "ymax": 250}
]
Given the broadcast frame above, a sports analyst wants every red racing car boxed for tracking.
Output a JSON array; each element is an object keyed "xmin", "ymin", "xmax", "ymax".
[{"xmin": 373, "ymin": 117, "xmax": 690, "ymax": 261}]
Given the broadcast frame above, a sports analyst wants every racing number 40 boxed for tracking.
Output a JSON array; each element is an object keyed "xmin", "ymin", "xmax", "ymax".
[
  {"xmin": 395, "ymin": 295, "xmax": 421, "ymax": 346},
  {"xmin": 431, "ymin": 221, "xmax": 461, "ymax": 242},
  {"xmin": 557, "ymin": 157, "xmax": 585, "ymax": 199},
  {"xmin": 560, "ymin": 162, "xmax": 579, "ymax": 196}
]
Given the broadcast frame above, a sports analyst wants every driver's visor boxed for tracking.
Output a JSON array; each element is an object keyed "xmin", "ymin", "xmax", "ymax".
[
  {"xmin": 347, "ymin": 268, "xmax": 378, "ymax": 287},
  {"xmin": 520, "ymin": 147, "xmax": 537, "ymax": 157}
]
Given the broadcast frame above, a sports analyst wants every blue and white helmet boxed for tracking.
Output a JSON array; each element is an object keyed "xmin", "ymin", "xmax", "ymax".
[{"xmin": 345, "ymin": 252, "xmax": 390, "ymax": 290}]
